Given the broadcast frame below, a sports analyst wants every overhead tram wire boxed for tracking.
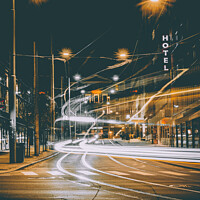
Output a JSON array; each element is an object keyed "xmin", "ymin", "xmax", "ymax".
[{"xmin": 14, "ymin": 31, "xmax": 200, "ymax": 102}]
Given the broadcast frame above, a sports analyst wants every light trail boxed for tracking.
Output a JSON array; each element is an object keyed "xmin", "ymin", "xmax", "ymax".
[
  {"xmin": 129, "ymin": 68, "xmax": 188, "ymax": 121},
  {"xmin": 78, "ymin": 143, "xmax": 200, "ymax": 163},
  {"xmin": 84, "ymin": 111, "xmax": 105, "ymax": 139},
  {"xmin": 55, "ymin": 115, "xmax": 132, "ymax": 125},
  {"xmin": 56, "ymin": 153, "xmax": 180, "ymax": 200},
  {"xmin": 61, "ymin": 96, "xmax": 90, "ymax": 117},
  {"xmin": 89, "ymin": 86, "xmax": 200, "ymax": 113},
  {"xmin": 54, "ymin": 140, "xmax": 200, "ymax": 163},
  {"xmin": 81, "ymin": 153, "xmax": 200, "ymax": 195},
  {"xmin": 92, "ymin": 69, "xmax": 199, "ymax": 116},
  {"xmin": 107, "ymin": 155, "xmax": 195, "ymax": 181}
]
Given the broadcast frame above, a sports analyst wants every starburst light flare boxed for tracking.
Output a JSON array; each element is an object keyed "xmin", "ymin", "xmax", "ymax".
[{"xmin": 137, "ymin": 0, "xmax": 176, "ymax": 17}]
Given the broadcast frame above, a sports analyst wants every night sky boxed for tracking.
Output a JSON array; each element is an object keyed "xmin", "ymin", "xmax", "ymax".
[{"xmin": 0, "ymin": 0, "xmax": 199, "ymax": 94}]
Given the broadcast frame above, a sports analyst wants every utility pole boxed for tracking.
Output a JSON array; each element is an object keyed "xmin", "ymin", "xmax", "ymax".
[
  {"xmin": 9, "ymin": 0, "xmax": 16, "ymax": 163},
  {"xmin": 75, "ymin": 111, "xmax": 77, "ymax": 140},
  {"xmin": 80, "ymin": 102, "xmax": 82, "ymax": 134},
  {"xmin": 61, "ymin": 76, "xmax": 64, "ymax": 140},
  {"xmin": 169, "ymin": 32, "xmax": 174, "ymax": 147},
  {"xmin": 67, "ymin": 61, "xmax": 72, "ymax": 140},
  {"xmin": 34, "ymin": 42, "xmax": 40, "ymax": 156},
  {"xmin": 51, "ymin": 54, "xmax": 55, "ymax": 142}
]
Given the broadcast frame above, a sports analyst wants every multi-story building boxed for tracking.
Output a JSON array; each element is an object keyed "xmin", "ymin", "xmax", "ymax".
[
  {"xmin": 88, "ymin": 61, "xmax": 200, "ymax": 148},
  {"xmin": 0, "ymin": 65, "xmax": 34, "ymax": 152}
]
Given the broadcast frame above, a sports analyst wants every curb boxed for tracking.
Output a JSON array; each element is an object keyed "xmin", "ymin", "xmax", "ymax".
[{"xmin": 0, "ymin": 152, "xmax": 60, "ymax": 174}]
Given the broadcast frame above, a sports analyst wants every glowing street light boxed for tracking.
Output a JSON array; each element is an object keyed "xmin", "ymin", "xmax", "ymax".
[
  {"xmin": 110, "ymin": 89, "xmax": 115, "ymax": 94},
  {"xmin": 60, "ymin": 48, "xmax": 72, "ymax": 60},
  {"xmin": 126, "ymin": 114, "xmax": 131, "ymax": 119},
  {"xmin": 81, "ymin": 90, "xmax": 85, "ymax": 94},
  {"xmin": 59, "ymin": 48, "xmax": 73, "ymax": 140},
  {"xmin": 137, "ymin": 0, "xmax": 176, "ymax": 17},
  {"xmin": 74, "ymin": 74, "xmax": 81, "ymax": 81},
  {"xmin": 31, "ymin": 0, "xmax": 48, "ymax": 4},
  {"xmin": 112, "ymin": 75, "xmax": 119, "ymax": 82},
  {"xmin": 115, "ymin": 48, "xmax": 130, "ymax": 60}
]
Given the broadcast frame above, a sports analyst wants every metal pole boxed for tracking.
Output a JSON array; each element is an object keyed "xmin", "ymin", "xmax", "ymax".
[
  {"xmin": 67, "ymin": 61, "xmax": 71, "ymax": 140},
  {"xmin": 186, "ymin": 122, "xmax": 189, "ymax": 148},
  {"xmin": 9, "ymin": 0, "xmax": 16, "ymax": 163},
  {"xmin": 51, "ymin": 54, "xmax": 55, "ymax": 142},
  {"xmin": 75, "ymin": 111, "xmax": 76, "ymax": 139},
  {"xmin": 176, "ymin": 125, "xmax": 179, "ymax": 147},
  {"xmin": 68, "ymin": 76, "xmax": 71, "ymax": 140},
  {"xmin": 34, "ymin": 42, "xmax": 39, "ymax": 156},
  {"xmin": 61, "ymin": 76, "xmax": 64, "ymax": 140},
  {"xmin": 80, "ymin": 102, "xmax": 82, "ymax": 133},
  {"xmin": 180, "ymin": 123, "xmax": 183, "ymax": 147}
]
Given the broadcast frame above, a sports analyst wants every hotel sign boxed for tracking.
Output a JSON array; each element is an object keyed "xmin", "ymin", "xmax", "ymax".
[{"xmin": 162, "ymin": 35, "xmax": 170, "ymax": 71}]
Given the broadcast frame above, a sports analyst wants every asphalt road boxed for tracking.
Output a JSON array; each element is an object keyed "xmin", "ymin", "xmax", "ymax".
[{"xmin": 0, "ymin": 140, "xmax": 200, "ymax": 200}]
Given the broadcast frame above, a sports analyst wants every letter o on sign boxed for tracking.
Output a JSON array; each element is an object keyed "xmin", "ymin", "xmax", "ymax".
[{"xmin": 162, "ymin": 43, "xmax": 169, "ymax": 48}]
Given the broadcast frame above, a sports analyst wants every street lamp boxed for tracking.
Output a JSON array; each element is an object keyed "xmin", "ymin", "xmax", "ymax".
[
  {"xmin": 112, "ymin": 75, "xmax": 119, "ymax": 82},
  {"xmin": 115, "ymin": 48, "xmax": 130, "ymax": 60},
  {"xmin": 81, "ymin": 90, "xmax": 85, "ymax": 94},
  {"xmin": 110, "ymin": 89, "xmax": 115, "ymax": 94},
  {"xmin": 126, "ymin": 114, "xmax": 131, "ymax": 119},
  {"xmin": 137, "ymin": 0, "xmax": 176, "ymax": 17},
  {"xmin": 59, "ymin": 48, "xmax": 72, "ymax": 60},
  {"xmin": 31, "ymin": 0, "xmax": 48, "ymax": 5},
  {"xmin": 60, "ymin": 48, "xmax": 73, "ymax": 140},
  {"xmin": 74, "ymin": 74, "xmax": 81, "ymax": 81}
]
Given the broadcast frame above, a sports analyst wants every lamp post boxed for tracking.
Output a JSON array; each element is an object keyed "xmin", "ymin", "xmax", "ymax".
[
  {"xmin": 8, "ymin": 0, "xmax": 48, "ymax": 163},
  {"xmin": 61, "ymin": 76, "xmax": 64, "ymax": 139},
  {"xmin": 9, "ymin": 0, "xmax": 17, "ymax": 163},
  {"xmin": 50, "ymin": 54, "xmax": 55, "ymax": 142},
  {"xmin": 60, "ymin": 48, "xmax": 73, "ymax": 140},
  {"xmin": 33, "ymin": 42, "xmax": 40, "ymax": 156}
]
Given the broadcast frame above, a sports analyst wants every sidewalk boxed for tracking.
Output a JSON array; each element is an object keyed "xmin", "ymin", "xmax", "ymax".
[{"xmin": 0, "ymin": 145, "xmax": 57, "ymax": 174}]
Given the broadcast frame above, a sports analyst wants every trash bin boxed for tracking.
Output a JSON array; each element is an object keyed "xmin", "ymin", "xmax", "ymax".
[{"xmin": 16, "ymin": 143, "xmax": 25, "ymax": 163}]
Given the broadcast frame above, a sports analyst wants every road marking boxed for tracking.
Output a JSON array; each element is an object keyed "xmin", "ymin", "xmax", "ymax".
[
  {"xmin": 77, "ymin": 170, "xmax": 99, "ymax": 175},
  {"xmin": 160, "ymin": 171, "xmax": 188, "ymax": 176},
  {"xmin": 129, "ymin": 171, "xmax": 154, "ymax": 176},
  {"xmin": 107, "ymin": 171, "xmax": 129, "ymax": 176},
  {"xmin": 47, "ymin": 171, "xmax": 65, "ymax": 176},
  {"xmin": 21, "ymin": 171, "xmax": 38, "ymax": 175}
]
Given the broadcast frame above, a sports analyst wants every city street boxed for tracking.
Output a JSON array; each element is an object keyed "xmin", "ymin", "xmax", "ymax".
[
  {"xmin": 0, "ymin": 0, "xmax": 200, "ymax": 199},
  {"xmin": 0, "ymin": 140, "xmax": 200, "ymax": 200}
]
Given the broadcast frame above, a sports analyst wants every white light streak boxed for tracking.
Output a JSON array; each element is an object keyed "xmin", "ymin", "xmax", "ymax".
[
  {"xmin": 56, "ymin": 154, "xmax": 180, "ymax": 200},
  {"xmin": 81, "ymin": 153, "xmax": 198, "ymax": 196},
  {"xmin": 128, "ymin": 68, "xmax": 188, "ymax": 122}
]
